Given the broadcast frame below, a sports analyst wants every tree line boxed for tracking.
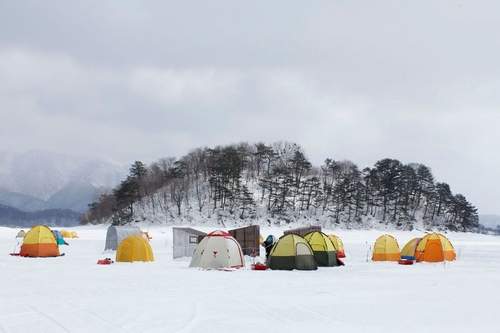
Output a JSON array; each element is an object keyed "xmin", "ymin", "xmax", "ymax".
[{"xmin": 82, "ymin": 142, "xmax": 479, "ymax": 231}]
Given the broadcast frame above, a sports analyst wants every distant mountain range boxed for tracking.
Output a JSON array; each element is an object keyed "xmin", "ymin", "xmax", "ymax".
[
  {"xmin": 0, "ymin": 204, "xmax": 82, "ymax": 228},
  {"xmin": 0, "ymin": 150, "xmax": 127, "ymax": 226}
]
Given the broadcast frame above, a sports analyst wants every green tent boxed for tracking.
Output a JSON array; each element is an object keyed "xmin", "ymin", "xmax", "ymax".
[
  {"xmin": 267, "ymin": 234, "xmax": 317, "ymax": 270},
  {"xmin": 304, "ymin": 231, "xmax": 338, "ymax": 267}
]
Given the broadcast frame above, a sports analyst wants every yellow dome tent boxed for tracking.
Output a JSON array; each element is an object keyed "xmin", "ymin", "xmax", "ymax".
[
  {"xmin": 116, "ymin": 235, "xmax": 154, "ymax": 262},
  {"xmin": 20, "ymin": 225, "xmax": 61, "ymax": 257},
  {"xmin": 372, "ymin": 234, "xmax": 400, "ymax": 261},
  {"xmin": 304, "ymin": 231, "xmax": 338, "ymax": 266},
  {"xmin": 328, "ymin": 234, "xmax": 346, "ymax": 258},
  {"xmin": 415, "ymin": 233, "xmax": 456, "ymax": 262},
  {"xmin": 400, "ymin": 237, "xmax": 421, "ymax": 260},
  {"xmin": 61, "ymin": 230, "xmax": 79, "ymax": 238}
]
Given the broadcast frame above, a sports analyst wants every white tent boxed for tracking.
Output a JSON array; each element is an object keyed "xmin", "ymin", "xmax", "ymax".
[
  {"xmin": 104, "ymin": 225, "xmax": 142, "ymax": 251},
  {"xmin": 189, "ymin": 230, "xmax": 245, "ymax": 269}
]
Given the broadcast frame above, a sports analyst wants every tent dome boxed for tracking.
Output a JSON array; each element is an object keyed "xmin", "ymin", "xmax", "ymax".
[
  {"xmin": 116, "ymin": 235, "xmax": 154, "ymax": 262},
  {"xmin": 372, "ymin": 234, "xmax": 400, "ymax": 261},
  {"xmin": 268, "ymin": 234, "xmax": 317, "ymax": 270},
  {"xmin": 328, "ymin": 234, "xmax": 346, "ymax": 258},
  {"xmin": 105, "ymin": 225, "xmax": 143, "ymax": 251},
  {"xmin": 415, "ymin": 233, "xmax": 456, "ymax": 262},
  {"xmin": 190, "ymin": 231, "xmax": 244, "ymax": 269},
  {"xmin": 304, "ymin": 231, "xmax": 338, "ymax": 267},
  {"xmin": 20, "ymin": 225, "xmax": 60, "ymax": 257},
  {"xmin": 400, "ymin": 237, "xmax": 421, "ymax": 260}
]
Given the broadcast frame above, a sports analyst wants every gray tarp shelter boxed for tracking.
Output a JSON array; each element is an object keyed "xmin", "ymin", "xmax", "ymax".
[
  {"xmin": 105, "ymin": 225, "xmax": 143, "ymax": 251},
  {"xmin": 173, "ymin": 227, "xmax": 206, "ymax": 259},
  {"xmin": 283, "ymin": 225, "xmax": 322, "ymax": 237}
]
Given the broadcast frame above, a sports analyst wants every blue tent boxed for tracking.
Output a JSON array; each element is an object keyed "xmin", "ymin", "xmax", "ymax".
[{"xmin": 52, "ymin": 230, "xmax": 68, "ymax": 246}]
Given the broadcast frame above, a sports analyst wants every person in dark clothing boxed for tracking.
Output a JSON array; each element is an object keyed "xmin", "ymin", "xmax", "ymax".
[{"xmin": 262, "ymin": 235, "xmax": 276, "ymax": 259}]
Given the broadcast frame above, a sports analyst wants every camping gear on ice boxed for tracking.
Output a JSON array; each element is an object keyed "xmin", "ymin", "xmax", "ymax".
[
  {"xmin": 189, "ymin": 230, "xmax": 245, "ymax": 269},
  {"xmin": 398, "ymin": 259, "xmax": 414, "ymax": 265},
  {"xmin": 283, "ymin": 225, "xmax": 321, "ymax": 238},
  {"xmin": 267, "ymin": 234, "xmax": 318, "ymax": 271},
  {"xmin": 173, "ymin": 227, "xmax": 207, "ymax": 259},
  {"xmin": 304, "ymin": 231, "xmax": 339, "ymax": 267},
  {"xmin": 262, "ymin": 235, "xmax": 276, "ymax": 259},
  {"xmin": 400, "ymin": 237, "xmax": 421, "ymax": 260},
  {"xmin": 105, "ymin": 225, "xmax": 143, "ymax": 251},
  {"xmin": 52, "ymin": 230, "xmax": 68, "ymax": 246},
  {"xmin": 20, "ymin": 225, "xmax": 61, "ymax": 257},
  {"xmin": 116, "ymin": 235, "xmax": 154, "ymax": 262},
  {"xmin": 97, "ymin": 258, "xmax": 114, "ymax": 265},
  {"xmin": 229, "ymin": 225, "xmax": 260, "ymax": 256},
  {"xmin": 372, "ymin": 234, "xmax": 400, "ymax": 261},
  {"xmin": 16, "ymin": 230, "xmax": 26, "ymax": 238},
  {"xmin": 415, "ymin": 233, "xmax": 456, "ymax": 262},
  {"xmin": 251, "ymin": 262, "xmax": 269, "ymax": 270},
  {"xmin": 328, "ymin": 234, "xmax": 346, "ymax": 258}
]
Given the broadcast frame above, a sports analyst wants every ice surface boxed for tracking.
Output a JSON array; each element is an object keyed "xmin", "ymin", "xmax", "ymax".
[{"xmin": 0, "ymin": 225, "xmax": 498, "ymax": 333}]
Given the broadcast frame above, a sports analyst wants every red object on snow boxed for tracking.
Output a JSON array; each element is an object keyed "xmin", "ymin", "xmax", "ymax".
[
  {"xmin": 398, "ymin": 259, "xmax": 414, "ymax": 265},
  {"xmin": 97, "ymin": 258, "xmax": 114, "ymax": 265},
  {"xmin": 251, "ymin": 263, "xmax": 268, "ymax": 270}
]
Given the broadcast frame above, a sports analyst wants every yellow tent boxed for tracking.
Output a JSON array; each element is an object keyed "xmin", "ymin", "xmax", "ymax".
[
  {"xmin": 415, "ymin": 233, "xmax": 456, "ymax": 262},
  {"xmin": 328, "ymin": 234, "xmax": 346, "ymax": 258},
  {"xmin": 20, "ymin": 225, "xmax": 60, "ymax": 257},
  {"xmin": 60, "ymin": 230, "xmax": 79, "ymax": 238},
  {"xmin": 400, "ymin": 237, "xmax": 421, "ymax": 260},
  {"xmin": 116, "ymin": 235, "xmax": 154, "ymax": 262},
  {"xmin": 372, "ymin": 234, "xmax": 400, "ymax": 261}
]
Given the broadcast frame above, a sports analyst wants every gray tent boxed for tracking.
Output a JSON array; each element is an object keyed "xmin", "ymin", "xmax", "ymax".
[
  {"xmin": 104, "ymin": 225, "xmax": 143, "ymax": 251},
  {"xmin": 173, "ymin": 227, "xmax": 206, "ymax": 259}
]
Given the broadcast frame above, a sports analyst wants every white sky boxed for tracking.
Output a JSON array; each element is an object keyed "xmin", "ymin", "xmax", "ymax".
[{"xmin": 1, "ymin": 1, "xmax": 499, "ymax": 214}]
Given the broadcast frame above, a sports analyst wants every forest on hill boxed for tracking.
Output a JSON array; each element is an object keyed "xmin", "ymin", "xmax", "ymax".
[{"xmin": 82, "ymin": 142, "xmax": 479, "ymax": 232}]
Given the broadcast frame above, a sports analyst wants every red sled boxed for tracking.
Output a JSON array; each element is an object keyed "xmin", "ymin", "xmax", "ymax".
[
  {"xmin": 398, "ymin": 259, "xmax": 414, "ymax": 265},
  {"xmin": 251, "ymin": 263, "xmax": 268, "ymax": 270},
  {"xmin": 97, "ymin": 258, "xmax": 114, "ymax": 265}
]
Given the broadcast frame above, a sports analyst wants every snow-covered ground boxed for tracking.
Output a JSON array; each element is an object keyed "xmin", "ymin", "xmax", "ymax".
[{"xmin": 0, "ymin": 225, "xmax": 499, "ymax": 333}]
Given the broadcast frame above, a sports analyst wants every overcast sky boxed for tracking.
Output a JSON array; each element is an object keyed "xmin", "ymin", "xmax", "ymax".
[{"xmin": 0, "ymin": 1, "xmax": 499, "ymax": 214}]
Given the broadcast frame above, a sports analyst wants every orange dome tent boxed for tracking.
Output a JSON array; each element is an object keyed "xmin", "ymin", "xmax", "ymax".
[
  {"xmin": 20, "ymin": 225, "xmax": 61, "ymax": 257},
  {"xmin": 415, "ymin": 233, "xmax": 456, "ymax": 262},
  {"xmin": 372, "ymin": 234, "xmax": 400, "ymax": 261},
  {"xmin": 328, "ymin": 234, "xmax": 346, "ymax": 258}
]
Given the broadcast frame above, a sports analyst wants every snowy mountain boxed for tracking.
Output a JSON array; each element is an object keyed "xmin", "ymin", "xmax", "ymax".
[{"xmin": 0, "ymin": 150, "xmax": 126, "ymax": 211}]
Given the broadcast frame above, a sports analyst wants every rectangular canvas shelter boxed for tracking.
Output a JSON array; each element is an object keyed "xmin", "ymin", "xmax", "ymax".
[
  {"xmin": 283, "ymin": 225, "xmax": 321, "ymax": 237},
  {"xmin": 104, "ymin": 225, "xmax": 143, "ymax": 251},
  {"xmin": 173, "ymin": 227, "xmax": 207, "ymax": 259},
  {"xmin": 229, "ymin": 225, "xmax": 260, "ymax": 256}
]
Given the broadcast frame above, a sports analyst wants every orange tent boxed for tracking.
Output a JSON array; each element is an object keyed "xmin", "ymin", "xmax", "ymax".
[
  {"xmin": 415, "ymin": 233, "xmax": 456, "ymax": 262},
  {"xmin": 20, "ymin": 225, "xmax": 60, "ymax": 257}
]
